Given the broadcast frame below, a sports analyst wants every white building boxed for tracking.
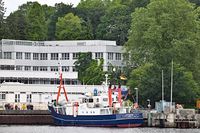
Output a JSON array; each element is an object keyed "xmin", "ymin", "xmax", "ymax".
[
  {"xmin": 0, "ymin": 39, "xmax": 124, "ymax": 85},
  {"xmin": 0, "ymin": 39, "xmax": 125, "ymax": 109}
]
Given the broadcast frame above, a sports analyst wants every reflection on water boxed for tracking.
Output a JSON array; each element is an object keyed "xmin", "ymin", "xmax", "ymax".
[{"xmin": 0, "ymin": 125, "xmax": 199, "ymax": 133}]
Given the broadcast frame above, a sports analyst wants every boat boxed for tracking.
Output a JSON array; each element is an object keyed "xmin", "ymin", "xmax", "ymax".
[{"xmin": 48, "ymin": 66, "xmax": 143, "ymax": 127}]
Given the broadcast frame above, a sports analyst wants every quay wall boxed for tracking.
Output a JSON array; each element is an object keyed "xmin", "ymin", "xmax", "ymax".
[{"xmin": 0, "ymin": 110, "xmax": 53, "ymax": 125}]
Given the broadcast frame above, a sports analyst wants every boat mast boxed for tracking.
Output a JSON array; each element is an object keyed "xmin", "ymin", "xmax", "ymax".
[
  {"xmin": 108, "ymin": 84, "xmax": 112, "ymax": 107},
  {"xmin": 56, "ymin": 60, "xmax": 68, "ymax": 105},
  {"xmin": 118, "ymin": 83, "xmax": 122, "ymax": 106}
]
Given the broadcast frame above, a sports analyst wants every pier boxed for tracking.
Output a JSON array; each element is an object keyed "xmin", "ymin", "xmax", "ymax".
[
  {"xmin": 142, "ymin": 109, "xmax": 200, "ymax": 128},
  {"xmin": 0, "ymin": 110, "xmax": 53, "ymax": 125},
  {"xmin": 0, "ymin": 109, "xmax": 200, "ymax": 128}
]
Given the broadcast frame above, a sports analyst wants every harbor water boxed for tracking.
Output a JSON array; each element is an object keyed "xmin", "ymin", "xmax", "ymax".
[{"xmin": 0, "ymin": 126, "xmax": 199, "ymax": 133}]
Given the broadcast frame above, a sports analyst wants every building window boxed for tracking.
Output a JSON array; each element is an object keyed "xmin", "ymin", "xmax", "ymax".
[
  {"xmin": 0, "ymin": 65, "xmax": 15, "ymax": 70},
  {"xmin": 95, "ymin": 52, "xmax": 103, "ymax": 59},
  {"xmin": 51, "ymin": 53, "xmax": 58, "ymax": 60},
  {"xmin": 33, "ymin": 66, "xmax": 39, "ymax": 71},
  {"xmin": 62, "ymin": 66, "xmax": 69, "ymax": 72},
  {"xmin": 27, "ymin": 94, "xmax": 32, "ymax": 103},
  {"xmin": 33, "ymin": 53, "xmax": 39, "ymax": 60},
  {"xmin": 16, "ymin": 52, "xmax": 22, "ymax": 59},
  {"xmin": 73, "ymin": 53, "xmax": 79, "ymax": 60},
  {"xmin": 25, "ymin": 52, "xmax": 31, "ymax": 60},
  {"xmin": 40, "ymin": 53, "xmax": 48, "ymax": 60},
  {"xmin": 72, "ymin": 66, "xmax": 77, "ymax": 72},
  {"xmin": 61, "ymin": 53, "xmax": 69, "ymax": 60},
  {"xmin": 16, "ymin": 65, "xmax": 23, "ymax": 70},
  {"xmin": 15, "ymin": 94, "xmax": 20, "ymax": 103},
  {"xmin": 25, "ymin": 66, "xmax": 31, "ymax": 71},
  {"xmin": 40, "ymin": 66, "xmax": 48, "ymax": 71},
  {"xmin": 4, "ymin": 52, "xmax": 12, "ymax": 59},
  {"xmin": 108, "ymin": 52, "xmax": 114, "ymax": 60},
  {"xmin": 115, "ymin": 53, "xmax": 122, "ymax": 60},
  {"xmin": 0, "ymin": 93, "xmax": 6, "ymax": 100},
  {"xmin": 50, "ymin": 66, "xmax": 58, "ymax": 71}
]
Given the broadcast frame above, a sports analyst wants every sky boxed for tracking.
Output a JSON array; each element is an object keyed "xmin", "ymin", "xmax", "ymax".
[{"xmin": 3, "ymin": 0, "xmax": 81, "ymax": 16}]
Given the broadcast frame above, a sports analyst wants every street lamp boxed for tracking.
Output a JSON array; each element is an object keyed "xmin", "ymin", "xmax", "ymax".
[{"xmin": 134, "ymin": 88, "xmax": 138, "ymax": 104}]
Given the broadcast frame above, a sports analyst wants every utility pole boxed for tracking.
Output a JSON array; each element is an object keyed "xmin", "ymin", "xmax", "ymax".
[
  {"xmin": 170, "ymin": 60, "xmax": 173, "ymax": 112},
  {"xmin": 162, "ymin": 70, "xmax": 164, "ymax": 112}
]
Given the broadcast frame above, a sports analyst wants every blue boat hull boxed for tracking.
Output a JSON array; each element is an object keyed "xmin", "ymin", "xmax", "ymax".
[{"xmin": 48, "ymin": 106, "xmax": 143, "ymax": 127}]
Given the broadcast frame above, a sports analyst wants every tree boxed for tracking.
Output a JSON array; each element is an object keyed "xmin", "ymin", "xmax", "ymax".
[
  {"xmin": 125, "ymin": 0, "xmax": 200, "ymax": 75},
  {"xmin": 189, "ymin": 0, "xmax": 200, "ymax": 6},
  {"xmin": 96, "ymin": 2, "xmax": 131, "ymax": 45},
  {"xmin": 47, "ymin": 3, "xmax": 74, "ymax": 40},
  {"xmin": 26, "ymin": 2, "xmax": 47, "ymax": 40},
  {"xmin": 0, "ymin": 0, "xmax": 5, "ymax": 39},
  {"xmin": 125, "ymin": 0, "xmax": 200, "ymax": 107},
  {"xmin": 4, "ymin": 10, "xmax": 27, "ymax": 40},
  {"xmin": 55, "ymin": 13, "xmax": 82, "ymax": 40},
  {"xmin": 84, "ymin": 59, "xmax": 105, "ymax": 85},
  {"xmin": 74, "ymin": 52, "xmax": 104, "ymax": 85},
  {"xmin": 127, "ymin": 63, "xmax": 199, "ymax": 107},
  {"xmin": 74, "ymin": 52, "xmax": 93, "ymax": 83},
  {"xmin": 77, "ymin": 0, "xmax": 107, "ymax": 39}
]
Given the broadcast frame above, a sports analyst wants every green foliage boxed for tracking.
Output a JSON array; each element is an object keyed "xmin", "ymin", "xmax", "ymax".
[
  {"xmin": 189, "ymin": 0, "xmax": 200, "ymax": 6},
  {"xmin": 128, "ymin": 63, "xmax": 199, "ymax": 106},
  {"xmin": 74, "ymin": 52, "xmax": 104, "ymax": 85},
  {"xmin": 84, "ymin": 59, "xmax": 105, "ymax": 85},
  {"xmin": 4, "ymin": 10, "xmax": 27, "ymax": 40},
  {"xmin": 96, "ymin": 2, "xmax": 131, "ymax": 45},
  {"xmin": 25, "ymin": 2, "xmax": 47, "ymax": 40},
  {"xmin": 56, "ymin": 13, "xmax": 81, "ymax": 40},
  {"xmin": 74, "ymin": 52, "xmax": 93, "ymax": 83},
  {"xmin": 77, "ymin": 0, "xmax": 107, "ymax": 38},
  {"xmin": 56, "ymin": 12, "xmax": 93, "ymax": 40},
  {"xmin": 47, "ymin": 3, "xmax": 74, "ymax": 40},
  {"xmin": 0, "ymin": 0, "xmax": 5, "ymax": 39},
  {"xmin": 125, "ymin": 0, "xmax": 200, "ymax": 107}
]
